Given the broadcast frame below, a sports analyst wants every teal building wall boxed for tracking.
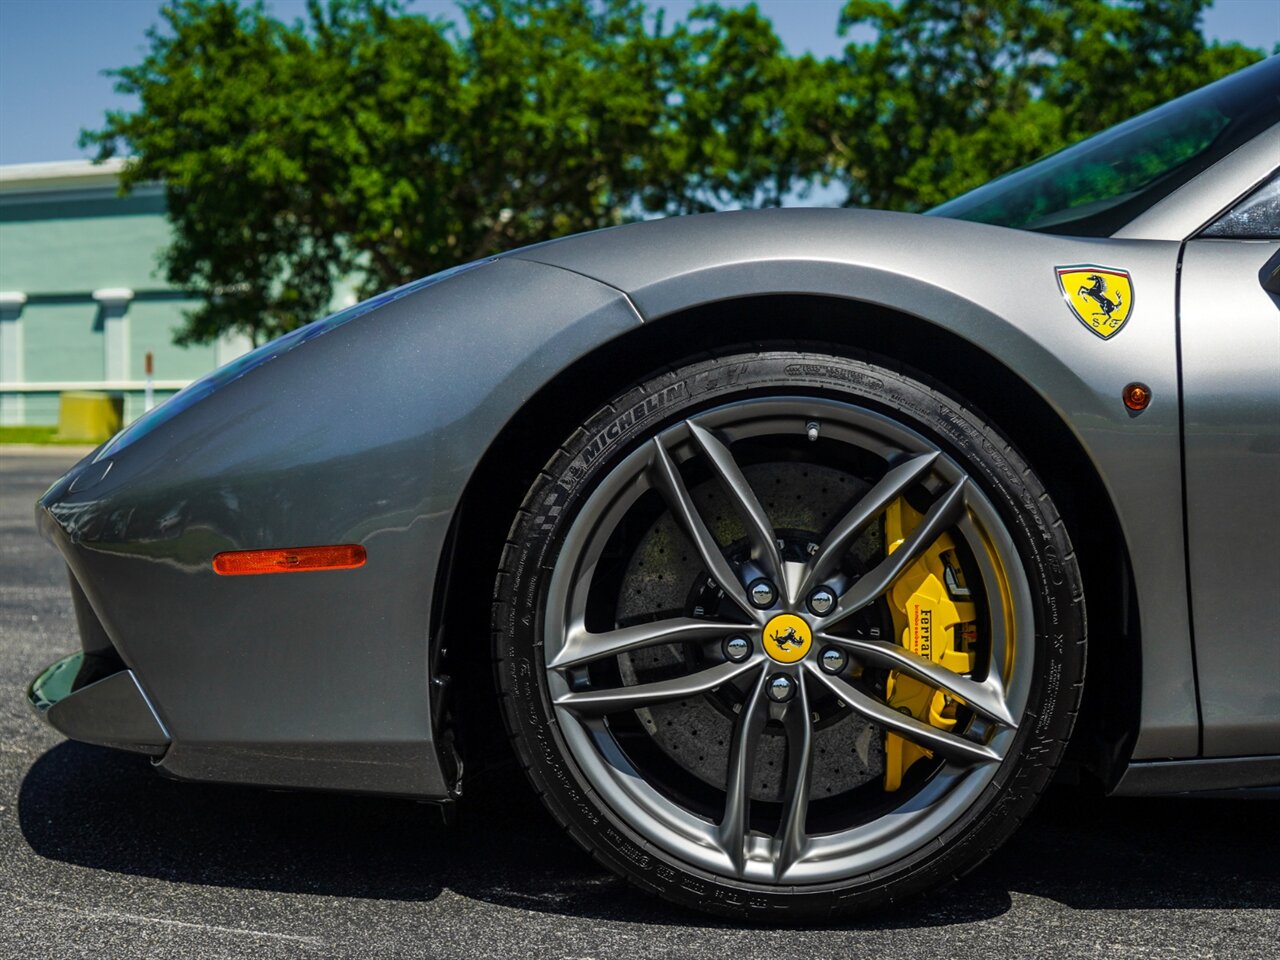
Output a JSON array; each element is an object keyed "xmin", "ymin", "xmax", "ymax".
[{"xmin": 0, "ymin": 159, "xmax": 251, "ymax": 426}]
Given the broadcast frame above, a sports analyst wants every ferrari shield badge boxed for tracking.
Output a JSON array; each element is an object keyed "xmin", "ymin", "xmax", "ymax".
[{"xmin": 1055, "ymin": 265, "xmax": 1133, "ymax": 339}]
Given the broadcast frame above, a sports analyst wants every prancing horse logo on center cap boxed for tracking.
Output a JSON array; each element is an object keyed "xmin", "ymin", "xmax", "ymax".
[{"xmin": 763, "ymin": 614, "xmax": 812, "ymax": 664}]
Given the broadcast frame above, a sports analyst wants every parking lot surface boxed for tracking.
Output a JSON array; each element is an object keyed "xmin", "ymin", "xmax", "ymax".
[{"xmin": 1, "ymin": 448, "xmax": 1276, "ymax": 959}]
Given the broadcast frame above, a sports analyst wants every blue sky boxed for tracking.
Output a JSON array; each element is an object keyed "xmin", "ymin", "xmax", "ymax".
[{"xmin": 0, "ymin": 0, "xmax": 1277, "ymax": 165}]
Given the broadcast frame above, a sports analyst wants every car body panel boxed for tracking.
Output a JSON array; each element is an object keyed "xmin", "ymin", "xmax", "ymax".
[
  {"xmin": 38, "ymin": 256, "xmax": 640, "ymax": 795},
  {"xmin": 1179, "ymin": 238, "xmax": 1280, "ymax": 756},
  {"xmin": 28, "ymin": 194, "xmax": 1278, "ymax": 797},
  {"xmin": 1114, "ymin": 122, "xmax": 1280, "ymax": 241},
  {"xmin": 512, "ymin": 209, "xmax": 1195, "ymax": 758},
  {"xmin": 28, "ymin": 651, "xmax": 169, "ymax": 755},
  {"xmin": 1111, "ymin": 754, "xmax": 1280, "ymax": 796}
]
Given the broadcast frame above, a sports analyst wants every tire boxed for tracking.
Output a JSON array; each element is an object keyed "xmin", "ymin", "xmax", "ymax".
[{"xmin": 492, "ymin": 348, "xmax": 1085, "ymax": 921}]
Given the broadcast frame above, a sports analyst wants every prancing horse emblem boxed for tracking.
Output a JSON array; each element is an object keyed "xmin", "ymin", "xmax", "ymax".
[
  {"xmin": 762, "ymin": 613, "xmax": 811, "ymax": 663},
  {"xmin": 1078, "ymin": 274, "xmax": 1123, "ymax": 320},
  {"xmin": 770, "ymin": 625, "xmax": 801, "ymax": 650},
  {"xmin": 1055, "ymin": 264, "xmax": 1134, "ymax": 340}
]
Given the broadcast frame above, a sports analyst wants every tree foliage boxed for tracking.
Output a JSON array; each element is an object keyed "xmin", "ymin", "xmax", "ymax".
[
  {"xmin": 830, "ymin": 0, "xmax": 1265, "ymax": 209},
  {"xmin": 83, "ymin": 0, "xmax": 1264, "ymax": 345}
]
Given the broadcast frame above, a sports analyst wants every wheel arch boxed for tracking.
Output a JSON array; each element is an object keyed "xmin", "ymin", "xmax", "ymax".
[{"xmin": 435, "ymin": 293, "xmax": 1140, "ymax": 790}]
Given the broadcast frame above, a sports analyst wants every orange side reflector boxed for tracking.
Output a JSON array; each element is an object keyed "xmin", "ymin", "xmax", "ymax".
[
  {"xmin": 213, "ymin": 544, "xmax": 367, "ymax": 576},
  {"xmin": 1122, "ymin": 381, "xmax": 1153, "ymax": 412}
]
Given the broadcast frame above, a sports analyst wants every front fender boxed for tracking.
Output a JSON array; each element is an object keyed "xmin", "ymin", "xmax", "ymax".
[
  {"xmin": 38, "ymin": 257, "xmax": 641, "ymax": 796},
  {"xmin": 511, "ymin": 208, "xmax": 1190, "ymax": 759}
]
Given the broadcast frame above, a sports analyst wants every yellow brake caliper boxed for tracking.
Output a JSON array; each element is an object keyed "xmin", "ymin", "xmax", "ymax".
[{"xmin": 882, "ymin": 499, "xmax": 977, "ymax": 791}]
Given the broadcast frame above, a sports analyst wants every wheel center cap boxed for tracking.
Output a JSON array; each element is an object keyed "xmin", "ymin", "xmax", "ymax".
[{"xmin": 762, "ymin": 613, "xmax": 812, "ymax": 663}]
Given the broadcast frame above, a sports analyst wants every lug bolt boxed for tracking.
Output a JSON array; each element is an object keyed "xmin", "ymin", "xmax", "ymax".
[
  {"xmin": 819, "ymin": 646, "xmax": 848, "ymax": 674},
  {"xmin": 724, "ymin": 635, "xmax": 751, "ymax": 663},
  {"xmin": 767, "ymin": 674, "xmax": 796, "ymax": 702},
  {"xmin": 748, "ymin": 579, "xmax": 777, "ymax": 608},
  {"xmin": 808, "ymin": 586, "xmax": 836, "ymax": 616}
]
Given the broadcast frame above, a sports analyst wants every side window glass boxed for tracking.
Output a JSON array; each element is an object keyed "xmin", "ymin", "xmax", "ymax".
[{"xmin": 1201, "ymin": 172, "xmax": 1280, "ymax": 239}]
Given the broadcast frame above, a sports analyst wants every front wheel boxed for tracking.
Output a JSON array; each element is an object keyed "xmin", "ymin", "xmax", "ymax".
[{"xmin": 492, "ymin": 349, "xmax": 1084, "ymax": 920}]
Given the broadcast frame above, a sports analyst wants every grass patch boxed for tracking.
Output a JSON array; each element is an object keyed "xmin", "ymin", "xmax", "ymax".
[{"xmin": 0, "ymin": 425, "xmax": 94, "ymax": 445}]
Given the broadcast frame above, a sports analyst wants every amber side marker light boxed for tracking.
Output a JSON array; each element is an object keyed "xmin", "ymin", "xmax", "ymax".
[
  {"xmin": 213, "ymin": 544, "xmax": 367, "ymax": 576},
  {"xmin": 1123, "ymin": 382, "xmax": 1152, "ymax": 412}
]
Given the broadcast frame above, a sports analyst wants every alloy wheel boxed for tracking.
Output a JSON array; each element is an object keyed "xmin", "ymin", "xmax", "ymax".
[{"xmin": 542, "ymin": 396, "xmax": 1034, "ymax": 885}]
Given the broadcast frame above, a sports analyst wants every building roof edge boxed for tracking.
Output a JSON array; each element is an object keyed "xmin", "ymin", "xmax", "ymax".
[{"xmin": 0, "ymin": 157, "xmax": 132, "ymax": 194}]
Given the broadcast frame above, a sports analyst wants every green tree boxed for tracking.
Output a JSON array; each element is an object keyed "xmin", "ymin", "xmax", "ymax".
[
  {"xmin": 83, "ymin": 0, "xmax": 819, "ymax": 345},
  {"xmin": 644, "ymin": 4, "xmax": 835, "ymax": 213},
  {"xmin": 828, "ymin": 0, "xmax": 1264, "ymax": 211}
]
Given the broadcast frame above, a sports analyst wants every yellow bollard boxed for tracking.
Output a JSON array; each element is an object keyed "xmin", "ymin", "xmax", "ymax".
[{"xmin": 56, "ymin": 391, "xmax": 123, "ymax": 443}]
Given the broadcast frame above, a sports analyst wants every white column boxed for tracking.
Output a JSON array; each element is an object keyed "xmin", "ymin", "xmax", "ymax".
[
  {"xmin": 0, "ymin": 292, "xmax": 26, "ymax": 425},
  {"xmin": 93, "ymin": 287, "xmax": 134, "ymax": 382}
]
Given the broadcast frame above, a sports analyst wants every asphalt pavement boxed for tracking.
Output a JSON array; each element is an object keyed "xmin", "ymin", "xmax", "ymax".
[{"xmin": 1, "ymin": 448, "xmax": 1276, "ymax": 959}]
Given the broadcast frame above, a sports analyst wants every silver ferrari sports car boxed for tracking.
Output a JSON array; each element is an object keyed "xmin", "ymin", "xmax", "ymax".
[{"xmin": 28, "ymin": 58, "xmax": 1279, "ymax": 919}]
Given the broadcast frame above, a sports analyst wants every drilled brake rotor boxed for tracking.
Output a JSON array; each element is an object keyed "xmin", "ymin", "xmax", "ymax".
[{"xmin": 617, "ymin": 461, "xmax": 887, "ymax": 802}]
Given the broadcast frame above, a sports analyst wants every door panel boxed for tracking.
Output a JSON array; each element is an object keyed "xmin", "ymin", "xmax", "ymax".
[{"xmin": 1180, "ymin": 239, "xmax": 1280, "ymax": 756}]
